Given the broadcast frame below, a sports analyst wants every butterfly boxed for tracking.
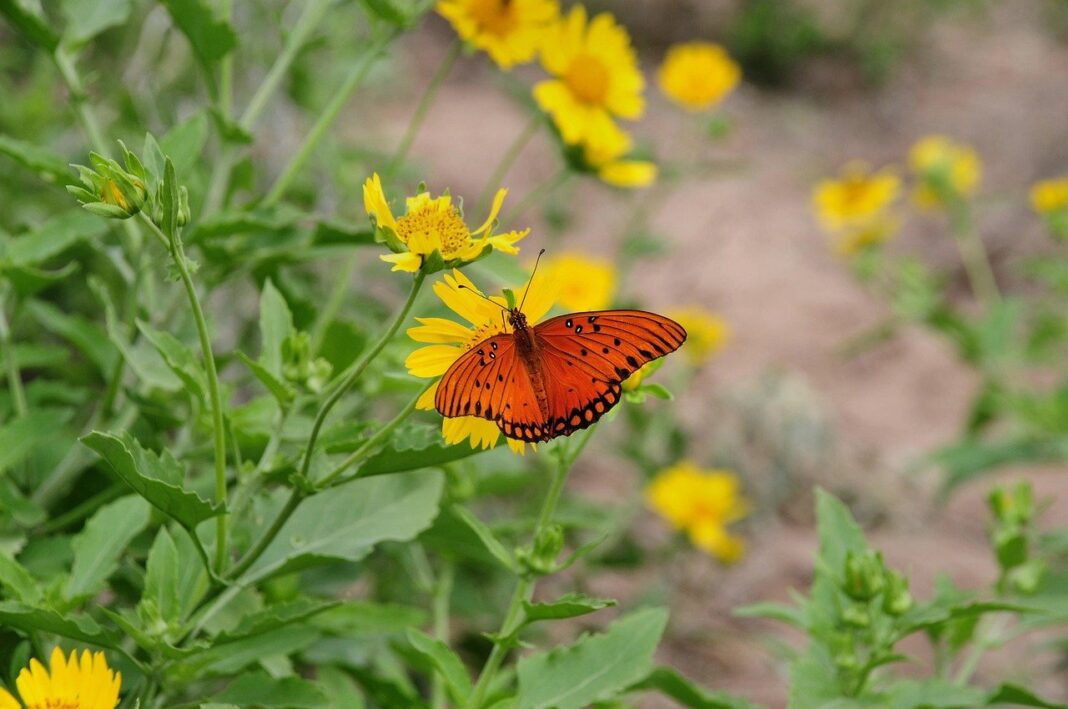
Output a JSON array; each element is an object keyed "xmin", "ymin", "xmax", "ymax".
[{"xmin": 433, "ymin": 266, "xmax": 687, "ymax": 443}]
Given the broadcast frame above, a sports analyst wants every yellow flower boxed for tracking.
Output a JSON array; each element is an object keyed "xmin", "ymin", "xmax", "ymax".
[
  {"xmin": 813, "ymin": 162, "xmax": 900, "ymax": 232},
  {"xmin": 437, "ymin": 0, "xmax": 559, "ymax": 69},
  {"xmin": 657, "ymin": 41, "xmax": 741, "ymax": 112},
  {"xmin": 667, "ymin": 307, "xmax": 728, "ymax": 366},
  {"xmin": 537, "ymin": 251, "xmax": 616, "ymax": 311},
  {"xmin": 406, "ymin": 269, "xmax": 556, "ymax": 454},
  {"xmin": 364, "ymin": 173, "xmax": 529, "ymax": 273},
  {"xmin": 579, "ymin": 119, "xmax": 657, "ymax": 188},
  {"xmin": 645, "ymin": 460, "xmax": 748, "ymax": 563},
  {"xmin": 832, "ymin": 216, "xmax": 901, "ymax": 257},
  {"xmin": 1031, "ymin": 177, "xmax": 1068, "ymax": 215},
  {"xmin": 533, "ymin": 6, "xmax": 644, "ymax": 146},
  {"xmin": 908, "ymin": 135, "xmax": 981, "ymax": 207},
  {"xmin": 0, "ymin": 647, "xmax": 121, "ymax": 709}
]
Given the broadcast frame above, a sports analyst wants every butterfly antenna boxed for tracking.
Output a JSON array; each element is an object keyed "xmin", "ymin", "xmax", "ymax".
[
  {"xmin": 518, "ymin": 248, "xmax": 546, "ymax": 313},
  {"xmin": 457, "ymin": 284, "xmax": 509, "ymax": 311}
]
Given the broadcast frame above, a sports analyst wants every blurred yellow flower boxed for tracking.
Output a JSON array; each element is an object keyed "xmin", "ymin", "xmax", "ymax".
[
  {"xmin": 538, "ymin": 251, "xmax": 616, "ymax": 311},
  {"xmin": 813, "ymin": 162, "xmax": 899, "ymax": 232},
  {"xmin": 908, "ymin": 135, "xmax": 981, "ymax": 208},
  {"xmin": 1031, "ymin": 177, "xmax": 1068, "ymax": 215},
  {"xmin": 437, "ymin": 0, "xmax": 559, "ymax": 69},
  {"xmin": 364, "ymin": 173, "xmax": 528, "ymax": 273},
  {"xmin": 657, "ymin": 41, "xmax": 741, "ymax": 112},
  {"xmin": 580, "ymin": 119, "xmax": 657, "ymax": 188},
  {"xmin": 0, "ymin": 647, "xmax": 121, "ymax": 709},
  {"xmin": 406, "ymin": 269, "xmax": 556, "ymax": 454},
  {"xmin": 533, "ymin": 6, "xmax": 644, "ymax": 146},
  {"xmin": 646, "ymin": 460, "xmax": 748, "ymax": 562},
  {"xmin": 668, "ymin": 307, "xmax": 729, "ymax": 366}
]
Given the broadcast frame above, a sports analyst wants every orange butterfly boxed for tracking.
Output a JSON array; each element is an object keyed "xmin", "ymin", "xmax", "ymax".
[{"xmin": 434, "ymin": 254, "xmax": 687, "ymax": 443}]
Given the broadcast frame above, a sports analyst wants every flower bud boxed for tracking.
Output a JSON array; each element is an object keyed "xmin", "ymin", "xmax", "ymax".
[
  {"xmin": 67, "ymin": 151, "xmax": 147, "ymax": 219},
  {"xmin": 882, "ymin": 570, "xmax": 913, "ymax": 616},
  {"xmin": 843, "ymin": 550, "xmax": 886, "ymax": 602},
  {"xmin": 518, "ymin": 524, "xmax": 564, "ymax": 576}
]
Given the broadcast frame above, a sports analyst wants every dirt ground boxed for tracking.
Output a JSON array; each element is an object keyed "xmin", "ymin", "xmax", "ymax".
[{"xmin": 358, "ymin": 4, "xmax": 1068, "ymax": 705}]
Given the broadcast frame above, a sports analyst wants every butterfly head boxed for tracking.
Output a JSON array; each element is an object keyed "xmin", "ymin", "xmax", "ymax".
[{"xmin": 508, "ymin": 308, "xmax": 529, "ymax": 332}]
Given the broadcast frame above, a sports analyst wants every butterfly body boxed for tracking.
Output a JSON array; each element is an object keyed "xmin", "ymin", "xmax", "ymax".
[{"xmin": 435, "ymin": 306, "xmax": 687, "ymax": 443}]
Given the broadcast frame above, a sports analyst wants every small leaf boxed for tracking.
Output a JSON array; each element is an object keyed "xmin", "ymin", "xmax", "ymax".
[
  {"xmin": 0, "ymin": 600, "xmax": 120, "ymax": 646},
  {"xmin": 733, "ymin": 601, "xmax": 807, "ymax": 629},
  {"xmin": 406, "ymin": 628, "xmax": 473, "ymax": 705},
  {"xmin": 516, "ymin": 607, "xmax": 668, "ymax": 709},
  {"xmin": 0, "ymin": 0, "xmax": 59, "ymax": 50},
  {"xmin": 64, "ymin": 495, "xmax": 151, "ymax": 601},
  {"xmin": 214, "ymin": 598, "xmax": 341, "ymax": 644},
  {"xmin": 160, "ymin": 0, "xmax": 237, "ymax": 68},
  {"xmin": 259, "ymin": 278, "xmax": 293, "ymax": 376},
  {"xmin": 522, "ymin": 593, "xmax": 616, "ymax": 624},
  {"xmin": 642, "ymin": 383, "xmax": 674, "ymax": 401},
  {"xmin": 236, "ymin": 351, "xmax": 295, "ymax": 407},
  {"xmin": 0, "ymin": 135, "xmax": 73, "ymax": 184},
  {"xmin": 214, "ymin": 671, "xmax": 328, "ymax": 708},
  {"xmin": 449, "ymin": 504, "xmax": 517, "ymax": 572},
  {"xmin": 815, "ymin": 488, "xmax": 868, "ymax": 573},
  {"xmin": 0, "ymin": 553, "xmax": 42, "ymax": 604},
  {"xmin": 137, "ymin": 320, "xmax": 208, "ymax": 403},
  {"xmin": 61, "ymin": 0, "xmax": 131, "ymax": 45},
  {"xmin": 160, "ymin": 112, "xmax": 210, "ymax": 179},
  {"xmin": 81, "ymin": 431, "xmax": 225, "ymax": 530},
  {"xmin": 25, "ymin": 300, "xmax": 116, "ymax": 375},
  {"xmin": 0, "ymin": 410, "xmax": 73, "ymax": 475},
  {"xmin": 141, "ymin": 527, "xmax": 181, "ymax": 626},
  {"xmin": 161, "ymin": 157, "xmax": 179, "ymax": 239},
  {"xmin": 628, "ymin": 667, "xmax": 757, "ymax": 709},
  {"xmin": 986, "ymin": 683, "xmax": 1067, "ymax": 708}
]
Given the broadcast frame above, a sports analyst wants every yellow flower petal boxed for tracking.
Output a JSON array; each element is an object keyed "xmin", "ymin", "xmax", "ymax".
[
  {"xmin": 472, "ymin": 188, "xmax": 508, "ymax": 235},
  {"xmin": 405, "ymin": 344, "xmax": 463, "ymax": 378},
  {"xmin": 417, "ymin": 380, "xmax": 440, "ymax": 410},
  {"xmin": 658, "ymin": 41, "xmax": 741, "ymax": 112},
  {"xmin": 443, "ymin": 416, "xmax": 500, "ymax": 449},
  {"xmin": 646, "ymin": 460, "xmax": 748, "ymax": 562},
  {"xmin": 363, "ymin": 173, "xmax": 396, "ymax": 232},
  {"xmin": 536, "ymin": 252, "xmax": 615, "ymax": 312},
  {"xmin": 599, "ymin": 160, "xmax": 657, "ymax": 188},
  {"xmin": 0, "ymin": 687, "xmax": 19, "ymax": 709},
  {"xmin": 1031, "ymin": 177, "xmax": 1068, "ymax": 215},
  {"xmin": 437, "ymin": 0, "xmax": 558, "ymax": 69},
  {"xmin": 667, "ymin": 307, "xmax": 729, "ymax": 366},
  {"xmin": 380, "ymin": 252, "xmax": 423, "ymax": 273},
  {"xmin": 408, "ymin": 317, "xmax": 474, "ymax": 344}
]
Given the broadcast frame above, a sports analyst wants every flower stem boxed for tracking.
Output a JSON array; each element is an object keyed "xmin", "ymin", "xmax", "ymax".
[
  {"xmin": 263, "ymin": 31, "xmax": 396, "ymax": 207},
  {"xmin": 467, "ymin": 428, "xmax": 594, "ymax": 708},
  {"xmin": 141, "ymin": 215, "xmax": 229, "ymax": 573},
  {"xmin": 431, "ymin": 562, "xmax": 455, "ymax": 709},
  {"xmin": 949, "ymin": 199, "xmax": 1000, "ymax": 305},
  {"xmin": 385, "ymin": 39, "xmax": 462, "ymax": 177},
  {"xmin": 475, "ymin": 114, "xmax": 541, "ymax": 215}
]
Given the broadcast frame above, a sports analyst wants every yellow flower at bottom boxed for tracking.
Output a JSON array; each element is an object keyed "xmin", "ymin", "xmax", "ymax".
[
  {"xmin": 645, "ymin": 460, "xmax": 748, "ymax": 563},
  {"xmin": 667, "ymin": 307, "xmax": 729, "ymax": 366},
  {"xmin": 1031, "ymin": 177, "xmax": 1068, "ymax": 215},
  {"xmin": 908, "ymin": 135, "xmax": 981, "ymax": 208},
  {"xmin": 0, "ymin": 647, "xmax": 121, "ymax": 709},
  {"xmin": 657, "ymin": 41, "xmax": 741, "ymax": 112},
  {"xmin": 537, "ymin": 251, "xmax": 616, "ymax": 311},
  {"xmin": 437, "ymin": 0, "xmax": 559, "ymax": 69},
  {"xmin": 406, "ymin": 269, "xmax": 556, "ymax": 454},
  {"xmin": 363, "ymin": 173, "xmax": 528, "ymax": 273}
]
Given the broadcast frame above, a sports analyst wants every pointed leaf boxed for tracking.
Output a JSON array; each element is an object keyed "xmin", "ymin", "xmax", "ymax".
[
  {"xmin": 0, "ymin": 600, "xmax": 120, "ymax": 645},
  {"xmin": 160, "ymin": 0, "xmax": 236, "ymax": 68},
  {"xmin": 137, "ymin": 320, "xmax": 208, "ymax": 402},
  {"xmin": 522, "ymin": 593, "xmax": 616, "ymax": 624},
  {"xmin": 259, "ymin": 278, "xmax": 293, "ymax": 376},
  {"xmin": 406, "ymin": 628, "xmax": 473, "ymax": 705},
  {"xmin": 142, "ymin": 527, "xmax": 181, "ymax": 625},
  {"xmin": 214, "ymin": 672, "xmax": 327, "ymax": 708},
  {"xmin": 449, "ymin": 504, "xmax": 517, "ymax": 572},
  {"xmin": 628, "ymin": 667, "xmax": 758, "ymax": 709},
  {"xmin": 61, "ymin": 0, "xmax": 131, "ymax": 44},
  {"xmin": 235, "ymin": 351, "xmax": 295, "ymax": 407},
  {"xmin": 64, "ymin": 494, "xmax": 151, "ymax": 601}
]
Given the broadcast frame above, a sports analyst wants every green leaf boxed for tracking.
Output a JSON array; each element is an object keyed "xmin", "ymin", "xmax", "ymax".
[
  {"xmin": 642, "ymin": 383, "xmax": 674, "ymax": 401},
  {"xmin": 815, "ymin": 488, "xmax": 868, "ymax": 573},
  {"xmin": 932, "ymin": 436, "xmax": 1068, "ymax": 495},
  {"xmin": 141, "ymin": 527, "xmax": 181, "ymax": 626},
  {"xmin": 986, "ymin": 684, "xmax": 1067, "ymax": 708},
  {"xmin": 0, "ymin": 0, "xmax": 59, "ymax": 50},
  {"xmin": 522, "ymin": 593, "xmax": 616, "ymax": 624},
  {"xmin": 235, "ymin": 351, "xmax": 295, "ymax": 407},
  {"xmin": 25, "ymin": 299, "xmax": 116, "ymax": 375},
  {"xmin": 309, "ymin": 601, "xmax": 426, "ymax": 636},
  {"xmin": 359, "ymin": 0, "xmax": 409, "ymax": 26},
  {"xmin": 193, "ymin": 626, "xmax": 321, "ymax": 675},
  {"xmin": 214, "ymin": 671, "xmax": 328, "ymax": 708},
  {"xmin": 61, "ymin": 0, "xmax": 131, "ymax": 45},
  {"xmin": 0, "ymin": 410, "xmax": 72, "ymax": 475},
  {"xmin": 160, "ymin": 112, "xmax": 210, "ymax": 179},
  {"xmin": 7, "ymin": 210, "xmax": 105, "ymax": 265},
  {"xmin": 733, "ymin": 601, "xmax": 807, "ymax": 629},
  {"xmin": 515, "ymin": 607, "xmax": 669, "ymax": 709},
  {"xmin": 0, "ymin": 135, "xmax": 73, "ymax": 184},
  {"xmin": 449, "ymin": 504, "xmax": 517, "ymax": 572},
  {"xmin": 137, "ymin": 320, "xmax": 208, "ymax": 403},
  {"xmin": 356, "ymin": 424, "xmax": 492, "ymax": 477},
  {"xmin": 0, "ymin": 553, "xmax": 42, "ymax": 604},
  {"xmin": 0, "ymin": 600, "xmax": 120, "ymax": 646},
  {"xmin": 214, "ymin": 598, "xmax": 341, "ymax": 644},
  {"xmin": 160, "ymin": 0, "xmax": 237, "ymax": 68},
  {"xmin": 81, "ymin": 431, "xmax": 224, "ymax": 529},
  {"xmin": 259, "ymin": 278, "xmax": 293, "ymax": 376},
  {"xmin": 900, "ymin": 600, "xmax": 1036, "ymax": 635},
  {"xmin": 2, "ymin": 261, "xmax": 79, "ymax": 297},
  {"xmin": 161, "ymin": 157, "xmax": 179, "ymax": 239},
  {"xmin": 628, "ymin": 667, "xmax": 757, "ymax": 709},
  {"xmin": 241, "ymin": 470, "xmax": 443, "ymax": 583},
  {"xmin": 406, "ymin": 628, "xmax": 473, "ymax": 705},
  {"xmin": 64, "ymin": 495, "xmax": 151, "ymax": 601},
  {"xmin": 887, "ymin": 680, "xmax": 986, "ymax": 709}
]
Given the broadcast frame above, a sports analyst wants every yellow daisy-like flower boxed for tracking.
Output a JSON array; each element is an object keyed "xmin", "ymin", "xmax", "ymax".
[
  {"xmin": 0, "ymin": 647, "xmax": 121, "ymax": 709},
  {"xmin": 645, "ymin": 460, "xmax": 749, "ymax": 563},
  {"xmin": 579, "ymin": 119, "xmax": 657, "ymax": 189},
  {"xmin": 813, "ymin": 162, "xmax": 900, "ymax": 233},
  {"xmin": 657, "ymin": 41, "xmax": 741, "ymax": 112},
  {"xmin": 667, "ymin": 307, "xmax": 729, "ymax": 366},
  {"xmin": 406, "ymin": 269, "xmax": 556, "ymax": 454},
  {"xmin": 537, "ymin": 251, "xmax": 616, "ymax": 311},
  {"xmin": 1031, "ymin": 177, "xmax": 1068, "ymax": 215},
  {"xmin": 437, "ymin": 0, "xmax": 559, "ymax": 69},
  {"xmin": 363, "ymin": 173, "xmax": 529, "ymax": 273},
  {"xmin": 908, "ymin": 135, "xmax": 982, "ymax": 208},
  {"xmin": 533, "ymin": 6, "xmax": 644, "ymax": 146}
]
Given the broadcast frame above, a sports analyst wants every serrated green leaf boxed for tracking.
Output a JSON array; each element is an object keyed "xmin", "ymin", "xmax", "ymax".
[
  {"xmin": 522, "ymin": 593, "xmax": 615, "ymax": 624},
  {"xmin": 406, "ymin": 628, "xmax": 473, "ymax": 705},
  {"xmin": 160, "ymin": 0, "xmax": 236, "ymax": 68},
  {"xmin": 628, "ymin": 667, "xmax": 757, "ymax": 709},
  {"xmin": 449, "ymin": 504, "xmax": 517, "ymax": 572},
  {"xmin": 64, "ymin": 495, "xmax": 151, "ymax": 601},
  {"xmin": 81, "ymin": 431, "xmax": 224, "ymax": 529},
  {"xmin": 516, "ymin": 607, "xmax": 668, "ymax": 709},
  {"xmin": 24, "ymin": 299, "xmax": 116, "ymax": 375},
  {"xmin": 214, "ymin": 671, "xmax": 328, "ymax": 708},
  {"xmin": 309, "ymin": 601, "xmax": 426, "ymax": 636},
  {"xmin": 241, "ymin": 470, "xmax": 443, "ymax": 583},
  {"xmin": 61, "ymin": 0, "xmax": 131, "ymax": 45},
  {"xmin": 0, "ymin": 600, "xmax": 120, "ymax": 645},
  {"xmin": 259, "ymin": 278, "xmax": 293, "ymax": 376},
  {"xmin": 192, "ymin": 626, "xmax": 321, "ymax": 675}
]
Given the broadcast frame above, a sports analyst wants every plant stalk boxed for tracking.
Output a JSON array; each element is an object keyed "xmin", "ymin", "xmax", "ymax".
[
  {"xmin": 949, "ymin": 199, "xmax": 1000, "ymax": 305},
  {"xmin": 386, "ymin": 39, "xmax": 462, "ymax": 177},
  {"xmin": 475, "ymin": 114, "xmax": 541, "ymax": 215}
]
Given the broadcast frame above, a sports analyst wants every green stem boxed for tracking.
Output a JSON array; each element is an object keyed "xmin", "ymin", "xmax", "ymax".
[
  {"xmin": 226, "ymin": 487, "xmax": 304, "ymax": 582},
  {"xmin": 309, "ymin": 252, "xmax": 359, "ymax": 355},
  {"xmin": 466, "ymin": 429, "xmax": 593, "ymax": 708},
  {"xmin": 319, "ymin": 381, "xmax": 432, "ymax": 487},
  {"xmin": 386, "ymin": 39, "xmax": 462, "ymax": 177},
  {"xmin": 949, "ymin": 199, "xmax": 1000, "ymax": 304},
  {"xmin": 263, "ymin": 31, "xmax": 395, "ymax": 207},
  {"xmin": 218, "ymin": 0, "xmax": 233, "ymax": 119},
  {"xmin": 298, "ymin": 271, "xmax": 426, "ymax": 483},
  {"xmin": 431, "ymin": 563, "xmax": 455, "ymax": 709},
  {"xmin": 141, "ymin": 215, "xmax": 229, "ymax": 573},
  {"xmin": 475, "ymin": 114, "xmax": 541, "ymax": 215},
  {"xmin": 0, "ymin": 297, "xmax": 27, "ymax": 419}
]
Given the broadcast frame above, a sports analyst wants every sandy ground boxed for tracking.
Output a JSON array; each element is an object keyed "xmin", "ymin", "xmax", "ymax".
[{"xmin": 351, "ymin": 4, "xmax": 1068, "ymax": 705}]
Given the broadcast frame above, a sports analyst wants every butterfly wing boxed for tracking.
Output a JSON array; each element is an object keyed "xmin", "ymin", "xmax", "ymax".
[
  {"xmin": 433, "ymin": 334, "xmax": 546, "ymax": 439},
  {"xmin": 532, "ymin": 309, "xmax": 687, "ymax": 437}
]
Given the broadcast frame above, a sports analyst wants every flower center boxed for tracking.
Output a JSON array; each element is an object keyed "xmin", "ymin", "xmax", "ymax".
[
  {"xmin": 396, "ymin": 205, "xmax": 470, "ymax": 257},
  {"xmin": 468, "ymin": 0, "xmax": 517, "ymax": 36},
  {"xmin": 565, "ymin": 54, "xmax": 610, "ymax": 105}
]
